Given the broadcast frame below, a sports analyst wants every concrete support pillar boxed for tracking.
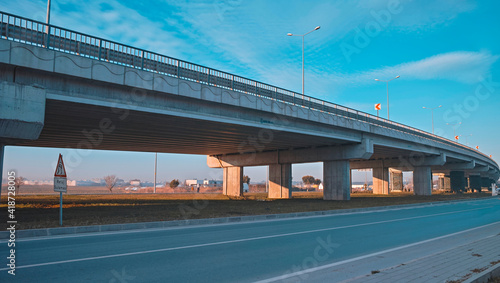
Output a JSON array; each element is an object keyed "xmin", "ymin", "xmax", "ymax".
[
  {"xmin": 223, "ymin": 166, "xmax": 243, "ymax": 197},
  {"xmin": 469, "ymin": 175, "xmax": 482, "ymax": 192},
  {"xmin": 450, "ymin": 171, "xmax": 465, "ymax": 193},
  {"xmin": 438, "ymin": 176, "xmax": 445, "ymax": 190},
  {"xmin": 444, "ymin": 176, "xmax": 451, "ymax": 191},
  {"xmin": 481, "ymin": 177, "xmax": 492, "ymax": 189},
  {"xmin": 268, "ymin": 164, "xmax": 292, "ymax": 199},
  {"xmin": 490, "ymin": 179, "xmax": 496, "ymax": 190},
  {"xmin": 390, "ymin": 169, "xmax": 403, "ymax": 192},
  {"xmin": 414, "ymin": 167, "xmax": 432, "ymax": 196},
  {"xmin": 323, "ymin": 160, "xmax": 351, "ymax": 200},
  {"xmin": 373, "ymin": 167, "xmax": 389, "ymax": 194},
  {"xmin": 0, "ymin": 144, "xmax": 4, "ymax": 200}
]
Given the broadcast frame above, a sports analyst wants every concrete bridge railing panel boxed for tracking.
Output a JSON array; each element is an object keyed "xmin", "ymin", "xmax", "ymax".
[
  {"xmin": 54, "ymin": 53, "xmax": 92, "ymax": 79},
  {"xmin": 179, "ymin": 80, "xmax": 202, "ymax": 100},
  {"xmin": 91, "ymin": 61, "xmax": 125, "ymax": 85},
  {"xmin": 124, "ymin": 67, "xmax": 154, "ymax": 90},
  {"xmin": 0, "ymin": 40, "xmax": 10, "ymax": 65},
  {"xmin": 153, "ymin": 74, "xmax": 179, "ymax": 95},
  {"xmin": 284, "ymin": 104, "xmax": 297, "ymax": 118},
  {"xmin": 11, "ymin": 42, "xmax": 54, "ymax": 72},
  {"xmin": 256, "ymin": 95, "xmax": 273, "ymax": 113},
  {"xmin": 200, "ymin": 85, "xmax": 222, "ymax": 103},
  {"xmin": 240, "ymin": 92, "xmax": 257, "ymax": 110},
  {"xmin": 271, "ymin": 99, "xmax": 285, "ymax": 115}
]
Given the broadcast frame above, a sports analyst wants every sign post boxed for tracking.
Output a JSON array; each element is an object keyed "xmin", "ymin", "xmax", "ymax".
[
  {"xmin": 54, "ymin": 154, "xmax": 67, "ymax": 226},
  {"xmin": 375, "ymin": 103, "xmax": 381, "ymax": 117}
]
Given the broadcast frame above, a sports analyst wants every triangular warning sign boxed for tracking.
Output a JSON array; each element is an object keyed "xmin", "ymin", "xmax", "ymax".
[{"xmin": 54, "ymin": 154, "xmax": 67, "ymax": 177}]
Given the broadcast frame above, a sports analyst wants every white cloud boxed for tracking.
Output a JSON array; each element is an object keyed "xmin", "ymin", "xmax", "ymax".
[
  {"xmin": 352, "ymin": 51, "xmax": 499, "ymax": 84},
  {"xmin": 390, "ymin": 0, "xmax": 476, "ymax": 31}
]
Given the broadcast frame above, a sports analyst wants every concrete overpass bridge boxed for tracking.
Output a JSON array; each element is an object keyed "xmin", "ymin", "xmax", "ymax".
[{"xmin": 0, "ymin": 11, "xmax": 498, "ymax": 200}]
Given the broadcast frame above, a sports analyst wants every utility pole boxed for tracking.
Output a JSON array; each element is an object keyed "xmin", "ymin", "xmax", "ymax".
[{"xmin": 154, "ymin": 152, "xmax": 157, "ymax": 193}]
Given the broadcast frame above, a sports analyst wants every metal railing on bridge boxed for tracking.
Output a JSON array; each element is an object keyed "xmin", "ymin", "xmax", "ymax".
[{"xmin": 0, "ymin": 11, "xmax": 495, "ymax": 163}]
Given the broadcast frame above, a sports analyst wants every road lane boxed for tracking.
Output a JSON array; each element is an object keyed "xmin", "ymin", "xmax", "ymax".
[{"xmin": 1, "ymin": 198, "xmax": 499, "ymax": 282}]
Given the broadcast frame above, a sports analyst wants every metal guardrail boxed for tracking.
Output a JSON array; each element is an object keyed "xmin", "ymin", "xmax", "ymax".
[{"xmin": 0, "ymin": 11, "xmax": 496, "ymax": 166}]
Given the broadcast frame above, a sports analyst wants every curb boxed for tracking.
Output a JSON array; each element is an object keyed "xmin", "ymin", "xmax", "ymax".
[
  {"xmin": 1, "ymin": 196, "xmax": 496, "ymax": 240},
  {"xmin": 464, "ymin": 263, "xmax": 500, "ymax": 283}
]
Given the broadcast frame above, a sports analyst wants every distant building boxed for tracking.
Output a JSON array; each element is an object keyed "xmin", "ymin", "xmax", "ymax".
[
  {"xmin": 203, "ymin": 179, "xmax": 223, "ymax": 187},
  {"xmin": 76, "ymin": 180, "xmax": 101, "ymax": 186},
  {"xmin": 185, "ymin": 179, "xmax": 202, "ymax": 186},
  {"xmin": 185, "ymin": 179, "xmax": 223, "ymax": 187},
  {"xmin": 24, "ymin": 180, "xmax": 54, "ymax": 185},
  {"xmin": 130, "ymin": 179, "xmax": 141, "ymax": 186},
  {"xmin": 91, "ymin": 178, "xmax": 105, "ymax": 185}
]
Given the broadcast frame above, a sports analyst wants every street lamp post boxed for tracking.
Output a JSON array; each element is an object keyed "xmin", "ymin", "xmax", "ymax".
[
  {"xmin": 375, "ymin": 76, "xmax": 400, "ymax": 120},
  {"xmin": 154, "ymin": 152, "xmax": 157, "ymax": 193},
  {"xmin": 287, "ymin": 26, "xmax": 320, "ymax": 95},
  {"xmin": 465, "ymin": 134, "xmax": 473, "ymax": 146},
  {"xmin": 446, "ymin": 122, "xmax": 462, "ymax": 138},
  {"xmin": 422, "ymin": 105, "xmax": 442, "ymax": 134},
  {"xmin": 45, "ymin": 0, "xmax": 51, "ymax": 33}
]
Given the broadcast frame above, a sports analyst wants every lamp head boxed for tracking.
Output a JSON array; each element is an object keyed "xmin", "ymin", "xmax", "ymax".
[
  {"xmin": 315, "ymin": 26, "xmax": 321, "ymax": 30},
  {"xmin": 287, "ymin": 33, "xmax": 293, "ymax": 36}
]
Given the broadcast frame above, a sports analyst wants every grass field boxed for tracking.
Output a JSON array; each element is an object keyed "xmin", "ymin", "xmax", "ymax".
[{"xmin": 0, "ymin": 190, "xmax": 494, "ymax": 230}]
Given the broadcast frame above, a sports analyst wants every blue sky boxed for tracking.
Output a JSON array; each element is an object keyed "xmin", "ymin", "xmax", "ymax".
[{"xmin": 1, "ymin": 0, "xmax": 499, "ymax": 184}]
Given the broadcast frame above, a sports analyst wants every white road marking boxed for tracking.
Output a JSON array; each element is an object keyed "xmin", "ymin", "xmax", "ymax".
[
  {"xmin": 0, "ymin": 205, "xmax": 494, "ymax": 271},
  {"xmin": 254, "ymin": 221, "xmax": 500, "ymax": 283}
]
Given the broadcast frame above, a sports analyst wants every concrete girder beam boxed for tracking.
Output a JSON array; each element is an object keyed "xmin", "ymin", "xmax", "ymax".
[
  {"xmin": 431, "ymin": 160, "xmax": 475, "ymax": 171},
  {"xmin": 350, "ymin": 153, "xmax": 446, "ymax": 170},
  {"xmin": 473, "ymin": 165, "xmax": 491, "ymax": 173},
  {"xmin": 207, "ymin": 139, "xmax": 373, "ymax": 168},
  {"xmin": 370, "ymin": 138, "xmax": 442, "ymax": 156},
  {"xmin": 0, "ymin": 82, "xmax": 46, "ymax": 142}
]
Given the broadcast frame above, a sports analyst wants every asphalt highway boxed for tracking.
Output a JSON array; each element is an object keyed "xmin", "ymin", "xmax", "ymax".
[{"xmin": 1, "ymin": 197, "xmax": 499, "ymax": 282}]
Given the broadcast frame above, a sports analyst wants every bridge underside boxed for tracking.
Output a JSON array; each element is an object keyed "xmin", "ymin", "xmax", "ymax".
[{"xmin": 7, "ymin": 99, "xmax": 351, "ymax": 155}]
